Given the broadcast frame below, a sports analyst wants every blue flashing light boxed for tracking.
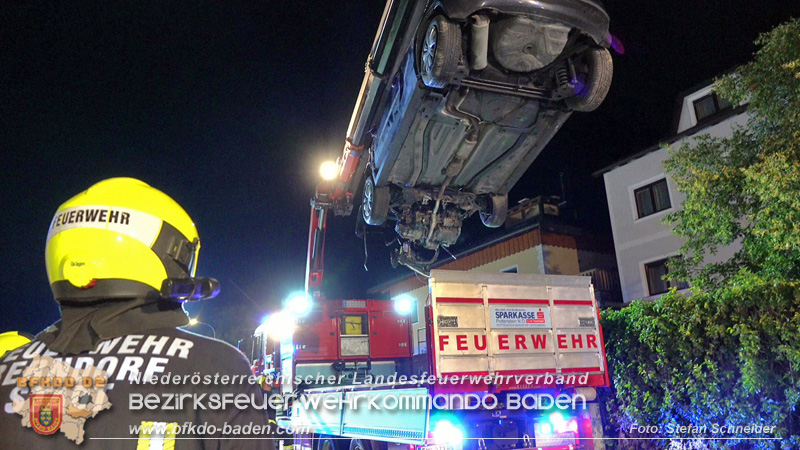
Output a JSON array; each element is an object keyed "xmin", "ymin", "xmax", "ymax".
[
  {"xmin": 394, "ymin": 295, "xmax": 414, "ymax": 314},
  {"xmin": 540, "ymin": 422, "xmax": 553, "ymax": 434},
  {"xmin": 432, "ymin": 419, "xmax": 464, "ymax": 447},
  {"xmin": 546, "ymin": 412, "xmax": 578, "ymax": 434},
  {"xmin": 566, "ymin": 419, "xmax": 578, "ymax": 433},
  {"xmin": 254, "ymin": 317, "xmax": 270, "ymax": 336}
]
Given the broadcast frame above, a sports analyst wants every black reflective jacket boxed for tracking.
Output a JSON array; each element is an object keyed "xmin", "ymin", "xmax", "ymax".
[{"xmin": 0, "ymin": 327, "xmax": 276, "ymax": 450}]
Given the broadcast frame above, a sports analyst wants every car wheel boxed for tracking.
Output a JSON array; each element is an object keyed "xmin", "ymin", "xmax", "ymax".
[
  {"xmin": 362, "ymin": 176, "xmax": 390, "ymax": 226},
  {"xmin": 318, "ymin": 437, "xmax": 338, "ymax": 450},
  {"xmin": 355, "ymin": 205, "xmax": 367, "ymax": 239},
  {"xmin": 349, "ymin": 439, "xmax": 372, "ymax": 450},
  {"xmin": 480, "ymin": 194, "xmax": 508, "ymax": 228},
  {"xmin": 420, "ymin": 15, "xmax": 461, "ymax": 88},
  {"xmin": 566, "ymin": 47, "xmax": 613, "ymax": 112}
]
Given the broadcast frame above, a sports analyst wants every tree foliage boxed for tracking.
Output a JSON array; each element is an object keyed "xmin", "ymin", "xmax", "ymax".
[
  {"xmin": 663, "ymin": 18, "xmax": 800, "ymax": 289},
  {"xmin": 603, "ymin": 279, "xmax": 800, "ymax": 449},
  {"xmin": 602, "ymin": 19, "xmax": 800, "ymax": 449}
]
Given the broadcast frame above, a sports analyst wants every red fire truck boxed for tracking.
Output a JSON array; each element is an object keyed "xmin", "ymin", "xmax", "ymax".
[{"xmin": 254, "ymin": 270, "xmax": 609, "ymax": 450}]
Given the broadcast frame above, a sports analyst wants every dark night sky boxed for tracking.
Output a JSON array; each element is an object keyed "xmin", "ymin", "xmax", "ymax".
[{"xmin": 2, "ymin": 1, "xmax": 799, "ymax": 341}]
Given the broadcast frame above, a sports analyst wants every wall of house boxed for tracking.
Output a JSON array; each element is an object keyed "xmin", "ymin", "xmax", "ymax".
[
  {"xmin": 542, "ymin": 244, "xmax": 580, "ymax": 274},
  {"xmin": 603, "ymin": 112, "xmax": 747, "ymax": 302},
  {"xmin": 474, "ymin": 246, "xmax": 545, "ymax": 274}
]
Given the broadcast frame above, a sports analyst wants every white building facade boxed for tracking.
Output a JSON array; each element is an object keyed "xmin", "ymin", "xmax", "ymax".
[{"xmin": 598, "ymin": 82, "xmax": 747, "ymax": 302}]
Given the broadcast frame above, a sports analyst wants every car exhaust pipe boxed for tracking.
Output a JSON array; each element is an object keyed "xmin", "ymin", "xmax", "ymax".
[
  {"xmin": 427, "ymin": 87, "xmax": 482, "ymax": 249},
  {"xmin": 469, "ymin": 15, "xmax": 489, "ymax": 71}
]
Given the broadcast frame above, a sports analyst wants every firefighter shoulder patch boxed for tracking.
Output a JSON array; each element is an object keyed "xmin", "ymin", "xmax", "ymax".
[
  {"xmin": 31, "ymin": 394, "xmax": 63, "ymax": 435},
  {"xmin": 12, "ymin": 354, "xmax": 112, "ymax": 444}
]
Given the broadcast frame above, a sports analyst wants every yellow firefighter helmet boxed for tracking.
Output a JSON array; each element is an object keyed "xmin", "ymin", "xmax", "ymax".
[
  {"xmin": 45, "ymin": 178, "xmax": 207, "ymax": 303},
  {"xmin": 0, "ymin": 331, "xmax": 33, "ymax": 357}
]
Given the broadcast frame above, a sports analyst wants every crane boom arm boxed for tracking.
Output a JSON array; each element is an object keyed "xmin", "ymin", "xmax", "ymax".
[{"xmin": 305, "ymin": 142, "xmax": 367, "ymax": 299}]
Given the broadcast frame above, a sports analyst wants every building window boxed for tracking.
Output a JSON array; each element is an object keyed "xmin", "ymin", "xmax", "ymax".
[
  {"xmin": 693, "ymin": 93, "xmax": 732, "ymax": 123},
  {"xmin": 645, "ymin": 258, "xmax": 689, "ymax": 296},
  {"xmin": 635, "ymin": 179, "xmax": 671, "ymax": 218},
  {"xmin": 416, "ymin": 328, "xmax": 427, "ymax": 354},
  {"xmin": 501, "ymin": 265, "xmax": 519, "ymax": 274}
]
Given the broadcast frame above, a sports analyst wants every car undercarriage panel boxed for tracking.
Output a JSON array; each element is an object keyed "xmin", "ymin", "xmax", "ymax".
[
  {"xmin": 376, "ymin": 67, "xmax": 571, "ymax": 197},
  {"xmin": 355, "ymin": 0, "xmax": 611, "ymax": 273}
]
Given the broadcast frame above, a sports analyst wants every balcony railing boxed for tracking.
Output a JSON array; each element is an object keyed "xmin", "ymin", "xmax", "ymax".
[{"xmin": 580, "ymin": 268, "xmax": 622, "ymax": 307}]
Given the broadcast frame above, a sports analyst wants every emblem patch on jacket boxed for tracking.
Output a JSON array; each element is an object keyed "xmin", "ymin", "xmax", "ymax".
[{"xmin": 31, "ymin": 394, "xmax": 63, "ymax": 435}]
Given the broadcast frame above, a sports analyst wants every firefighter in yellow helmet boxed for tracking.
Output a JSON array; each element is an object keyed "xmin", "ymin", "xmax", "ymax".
[
  {"xmin": 0, "ymin": 332, "xmax": 33, "ymax": 358},
  {"xmin": 0, "ymin": 178, "xmax": 275, "ymax": 450}
]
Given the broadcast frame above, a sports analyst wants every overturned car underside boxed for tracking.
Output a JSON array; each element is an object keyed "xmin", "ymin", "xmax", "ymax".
[{"xmin": 346, "ymin": 1, "xmax": 613, "ymax": 274}]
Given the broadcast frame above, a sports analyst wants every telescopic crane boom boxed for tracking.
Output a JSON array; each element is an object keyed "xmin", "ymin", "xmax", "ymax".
[{"xmin": 305, "ymin": 141, "xmax": 366, "ymax": 300}]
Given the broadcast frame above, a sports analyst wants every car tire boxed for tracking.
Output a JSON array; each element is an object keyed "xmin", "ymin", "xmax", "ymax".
[
  {"xmin": 318, "ymin": 436, "xmax": 338, "ymax": 450},
  {"xmin": 566, "ymin": 47, "xmax": 613, "ymax": 112},
  {"xmin": 349, "ymin": 439, "xmax": 372, "ymax": 450},
  {"xmin": 420, "ymin": 15, "xmax": 461, "ymax": 88},
  {"xmin": 355, "ymin": 205, "xmax": 367, "ymax": 239},
  {"xmin": 480, "ymin": 194, "xmax": 508, "ymax": 228},
  {"xmin": 362, "ymin": 176, "xmax": 390, "ymax": 226}
]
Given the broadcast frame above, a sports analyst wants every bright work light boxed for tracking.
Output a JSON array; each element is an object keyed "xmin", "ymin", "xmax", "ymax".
[
  {"xmin": 319, "ymin": 161, "xmax": 339, "ymax": 180},
  {"xmin": 286, "ymin": 292, "xmax": 313, "ymax": 317}
]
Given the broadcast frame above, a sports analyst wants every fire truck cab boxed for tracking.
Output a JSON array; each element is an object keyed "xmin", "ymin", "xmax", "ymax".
[{"xmin": 278, "ymin": 299, "xmax": 413, "ymax": 396}]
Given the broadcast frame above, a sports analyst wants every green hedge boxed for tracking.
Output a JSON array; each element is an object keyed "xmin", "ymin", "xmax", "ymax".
[{"xmin": 601, "ymin": 277, "xmax": 800, "ymax": 449}]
